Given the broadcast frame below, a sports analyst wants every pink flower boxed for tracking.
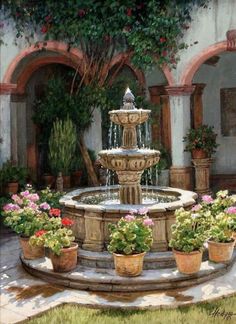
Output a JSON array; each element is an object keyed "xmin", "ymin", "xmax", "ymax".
[
  {"xmin": 28, "ymin": 193, "xmax": 39, "ymax": 202},
  {"xmin": 160, "ymin": 37, "xmax": 166, "ymax": 43},
  {"xmin": 21, "ymin": 190, "xmax": 30, "ymax": 197},
  {"xmin": 202, "ymin": 195, "xmax": 213, "ymax": 203},
  {"xmin": 191, "ymin": 204, "xmax": 202, "ymax": 212},
  {"xmin": 129, "ymin": 209, "xmax": 137, "ymax": 214},
  {"xmin": 138, "ymin": 207, "xmax": 148, "ymax": 215},
  {"xmin": 226, "ymin": 207, "xmax": 236, "ymax": 214},
  {"xmin": 3, "ymin": 203, "xmax": 20, "ymax": 211},
  {"xmin": 143, "ymin": 218, "xmax": 154, "ymax": 227},
  {"xmin": 41, "ymin": 25, "xmax": 48, "ymax": 34},
  {"xmin": 28, "ymin": 202, "xmax": 38, "ymax": 210},
  {"xmin": 125, "ymin": 214, "xmax": 135, "ymax": 222},
  {"xmin": 11, "ymin": 194, "xmax": 20, "ymax": 202},
  {"xmin": 39, "ymin": 202, "xmax": 50, "ymax": 210}
]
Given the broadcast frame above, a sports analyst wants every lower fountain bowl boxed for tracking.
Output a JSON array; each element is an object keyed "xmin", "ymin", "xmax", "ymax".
[{"xmin": 60, "ymin": 185, "xmax": 197, "ymax": 253}]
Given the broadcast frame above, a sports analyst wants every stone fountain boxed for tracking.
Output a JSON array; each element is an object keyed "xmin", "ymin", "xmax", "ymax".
[
  {"xmin": 99, "ymin": 88, "xmax": 159, "ymax": 205},
  {"xmin": 20, "ymin": 88, "xmax": 236, "ymax": 292}
]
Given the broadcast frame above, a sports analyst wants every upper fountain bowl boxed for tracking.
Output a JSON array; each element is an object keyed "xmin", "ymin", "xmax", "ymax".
[{"xmin": 109, "ymin": 109, "xmax": 150, "ymax": 127}]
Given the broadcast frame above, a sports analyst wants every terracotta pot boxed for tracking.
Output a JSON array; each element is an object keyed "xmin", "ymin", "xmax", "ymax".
[
  {"xmin": 19, "ymin": 236, "xmax": 45, "ymax": 260},
  {"xmin": 72, "ymin": 170, "xmax": 83, "ymax": 187},
  {"xmin": 208, "ymin": 240, "xmax": 235, "ymax": 263},
  {"xmin": 42, "ymin": 174, "xmax": 55, "ymax": 188},
  {"xmin": 113, "ymin": 252, "xmax": 146, "ymax": 277},
  {"xmin": 62, "ymin": 175, "xmax": 71, "ymax": 189},
  {"xmin": 233, "ymin": 232, "xmax": 236, "ymax": 247},
  {"xmin": 173, "ymin": 249, "xmax": 203, "ymax": 274},
  {"xmin": 49, "ymin": 242, "xmax": 78, "ymax": 272},
  {"xmin": 191, "ymin": 149, "xmax": 208, "ymax": 159},
  {"xmin": 5, "ymin": 182, "xmax": 19, "ymax": 194}
]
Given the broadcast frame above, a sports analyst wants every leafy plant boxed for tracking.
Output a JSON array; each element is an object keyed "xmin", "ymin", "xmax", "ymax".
[
  {"xmin": 209, "ymin": 212, "xmax": 233, "ymax": 243},
  {"xmin": 48, "ymin": 117, "xmax": 77, "ymax": 175},
  {"xmin": 107, "ymin": 208, "xmax": 154, "ymax": 255},
  {"xmin": 183, "ymin": 125, "xmax": 218, "ymax": 157},
  {"xmin": 226, "ymin": 207, "xmax": 236, "ymax": 232},
  {"xmin": 30, "ymin": 217, "xmax": 75, "ymax": 256},
  {"xmin": 0, "ymin": 160, "xmax": 28, "ymax": 185},
  {"xmin": 169, "ymin": 207, "xmax": 211, "ymax": 253},
  {"xmin": 39, "ymin": 187, "xmax": 64, "ymax": 209}
]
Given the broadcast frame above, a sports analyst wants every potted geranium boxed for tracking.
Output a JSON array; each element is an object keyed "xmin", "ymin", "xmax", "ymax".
[
  {"xmin": 107, "ymin": 208, "xmax": 154, "ymax": 277},
  {"xmin": 169, "ymin": 207, "xmax": 210, "ymax": 274},
  {"xmin": 0, "ymin": 160, "xmax": 28, "ymax": 194},
  {"xmin": 30, "ymin": 217, "xmax": 78, "ymax": 272},
  {"xmin": 227, "ymin": 206, "xmax": 236, "ymax": 243},
  {"xmin": 208, "ymin": 212, "xmax": 235, "ymax": 263},
  {"xmin": 2, "ymin": 193, "xmax": 49, "ymax": 259},
  {"xmin": 183, "ymin": 124, "xmax": 218, "ymax": 158}
]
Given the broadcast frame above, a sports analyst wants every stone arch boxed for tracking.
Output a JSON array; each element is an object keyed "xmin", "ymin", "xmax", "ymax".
[{"xmin": 180, "ymin": 41, "xmax": 228, "ymax": 85}]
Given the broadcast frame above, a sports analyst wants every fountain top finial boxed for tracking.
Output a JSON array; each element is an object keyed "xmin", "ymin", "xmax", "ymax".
[{"xmin": 122, "ymin": 87, "xmax": 136, "ymax": 110}]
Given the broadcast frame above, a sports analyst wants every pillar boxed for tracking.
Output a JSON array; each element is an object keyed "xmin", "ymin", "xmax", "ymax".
[
  {"xmin": 191, "ymin": 83, "xmax": 206, "ymax": 129},
  {"xmin": 165, "ymin": 85, "xmax": 195, "ymax": 190},
  {"xmin": 148, "ymin": 85, "xmax": 171, "ymax": 152},
  {"xmin": 0, "ymin": 84, "xmax": 16, "ymax": 165},
  {"xmin": 192, "ymin": 158, "xmax": 212, "ymax": 195}
]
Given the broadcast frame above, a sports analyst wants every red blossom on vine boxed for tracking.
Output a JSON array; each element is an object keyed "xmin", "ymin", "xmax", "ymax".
[
  {"xmin": 126, "ymin": 8, "xmax": 132, "ymax": 16},
  {"xmin": 78, "ymin": 9, "xmax": 86, "ymax": 17},
  {"xmin": 41, "ymin": 25, "xmax": 48, "ymax": 34},
  {"xmin": 160, "ymin": 37, "xmax": 166, "ymax": 43}
]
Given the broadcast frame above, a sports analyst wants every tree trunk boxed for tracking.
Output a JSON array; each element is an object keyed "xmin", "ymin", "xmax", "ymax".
[{"xmin": 78, "ymin": 135, "xmax": 99, "ymax": 186}]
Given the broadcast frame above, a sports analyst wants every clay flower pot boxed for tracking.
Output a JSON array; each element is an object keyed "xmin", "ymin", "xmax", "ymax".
[
  {"xmin": 233, "ymin": 232, "xmax": 236, "ymax": 247},
  {"xmin": 42, "ymin": 174, "xmax": 55, "ymax": 188},
  {"xmin": 62, "ymin": 175, "xmax": 71, "ymax": 189},
  {"xmin": 49, "ymin": 242, "xmax": 78, "ymax": 272},
  {"xmin": 72, "ymin": 170, "xmax": 83, "ymax": 187},
  {"xmin": 191, "ymin": 149, "xmax": 208, "ymax": 159},
  {"xmin": 113, "ymin": 252, "xmax": 146, "ymax": 277},
  {"xmin": 208, "ymin": 240, "xmax": 235, "ymax": 263},
  {"xmin": 173, "ymin": 249, "xmax": 203, "ymax": 274},
  {"xmin": 5, "ymin": 181, "xmax": 19, "ymax": 194},
  {"xmin": 19, "ymin": 236, "xmax": 45, "ymax": 260}
]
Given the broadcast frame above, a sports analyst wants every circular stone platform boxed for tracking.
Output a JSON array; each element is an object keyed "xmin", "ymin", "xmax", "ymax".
[{"xmin": 21, "ymin": 250, "xmax": 236, "ymax": 292}]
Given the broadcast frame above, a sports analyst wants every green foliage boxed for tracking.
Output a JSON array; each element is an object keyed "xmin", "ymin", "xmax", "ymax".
[
  {"xmin": 107, "ymin": 211, "xmax": 153, "ymax": 255},
  {"xmin": 3, "ymin": 209, "xmax": 49, "ymax": 237},
  {"xmin": 39, "ymin": 187, "xmax": 64, "ymax": 209},
  {"xmin": 3, "ymin": 0, "xmax": 209, "ymax": 70},
  {"xmin": 48, "ymin": 117, "xmax": 77, "ymax": 175},
  {"xmin": 209, "ymin": 212, "xmax": 233, "ymax": 243},
  {"xmin": 0, "ymin": 160, "xmax": 28, "ymax": 186},
  {"xmin": 169, "ymin": 207, "xmax": 211, "ymax": 253},
  {"xmin": 183, "ymin": 125, "xmax": 219, "ymax": 157}
]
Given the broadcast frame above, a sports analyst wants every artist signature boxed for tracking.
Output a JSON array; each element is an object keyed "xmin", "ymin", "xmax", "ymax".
[{"xmin": 210, "ymin": 307, "xmax": 236, "ymax": 320}]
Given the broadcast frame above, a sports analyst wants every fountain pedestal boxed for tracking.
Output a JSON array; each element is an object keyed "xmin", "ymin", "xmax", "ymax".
[{"xmin": 117, "ymin": 171, "xmax": 143, "ymax": 204}]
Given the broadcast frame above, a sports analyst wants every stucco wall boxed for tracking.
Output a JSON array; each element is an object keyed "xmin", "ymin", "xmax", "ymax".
[
  {"xmin": 175, "ymin": 0, "xmax": 236, "ymax": 84},
  {"xmin": 193, "ymin": 52, "xmax": 236, "ymax": 174}
]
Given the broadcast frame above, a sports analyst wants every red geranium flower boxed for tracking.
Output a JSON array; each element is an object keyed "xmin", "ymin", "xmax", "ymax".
[
  {"xmin": 41, "ymin": 25, "xmax": 48, "ymax": 34},
  {"xmin": 49, "ymin": 208, "xmax": 61, "ymax": 217},
  {"xmin": 61, "ymin": 218, "xmax": 74, "ymax": 226},
  {"xmin": 35, "ymin": 230, "xmax": 47, "ymax": 237}
]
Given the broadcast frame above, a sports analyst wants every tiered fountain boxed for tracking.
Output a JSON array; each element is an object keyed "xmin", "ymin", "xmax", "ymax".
[
  {"xmin": 99, "ymin": 88, "xmax": 160, "ymax": 205},
  {"xmin": 22, "ymin": 89, "xmax": 235, "ymax": 292}
]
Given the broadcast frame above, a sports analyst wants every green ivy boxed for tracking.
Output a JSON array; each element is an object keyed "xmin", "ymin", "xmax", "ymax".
[{"xmin": 2, "ymin": 0, "xmax": 209, "ymax": 70}]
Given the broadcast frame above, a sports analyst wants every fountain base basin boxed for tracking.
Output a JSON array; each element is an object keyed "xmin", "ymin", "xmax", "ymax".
[{"xmin": 60, "ymin": 186, "xmax": 197, "ymax": 253}]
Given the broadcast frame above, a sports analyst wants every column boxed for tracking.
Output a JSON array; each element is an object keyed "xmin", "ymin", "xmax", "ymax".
[
  {"xmin": 148, "ymin": 85, "xmax": 171, "ymax": 152},
  {"xmin": 192, "ymin": 158, "xmax": 212, "ymax": 195},
  {"xmin": 191, "ymin": 83, "xmax": 206, "ymax": 129},
  {"xmin": 165, "ymin": 85, "xmax": 195, "ymax": 190},
  {"xmin": 0, "ymin": 84, "xmax": 16, "ymax": 165}
]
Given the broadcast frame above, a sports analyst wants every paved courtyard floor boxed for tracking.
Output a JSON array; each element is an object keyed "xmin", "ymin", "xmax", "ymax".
[{"xmin": 0, "ymin": 227, "xmax": 236, "ymax": 324}]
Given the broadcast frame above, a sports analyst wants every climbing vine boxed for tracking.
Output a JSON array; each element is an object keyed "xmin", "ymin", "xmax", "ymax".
[{"xmin": 2, "ymin": 0, "xmax": 209, "ymax": 73}]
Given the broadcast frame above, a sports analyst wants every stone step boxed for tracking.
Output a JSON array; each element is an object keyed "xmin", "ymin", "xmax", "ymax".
[
  {"xmin": 79, "ymin": 249, "xmax": 177, "ymax": 269},
  {"xmin": 21, "ymin": 251, "xmax": 236, "ymax": 292}
]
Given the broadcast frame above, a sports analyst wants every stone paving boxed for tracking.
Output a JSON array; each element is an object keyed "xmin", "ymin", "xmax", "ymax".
[{"xmin": 0, "ymin": 230, "xmax": 236, "ymax": 324}]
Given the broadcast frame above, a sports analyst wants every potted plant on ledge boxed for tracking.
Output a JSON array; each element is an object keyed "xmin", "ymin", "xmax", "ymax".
[
  {"xmin": 107, "ymin": 208, "xmax": 154, "ymax": 277},
  {"xmin": 183, "ymin": 124, "xmax": 218, "ymax": 159},
  {"xmin": 208, "ymin": 212, "xmax": 235, "ymax": 263},
  {"xmin": 30, "ymin": 217, "xmax": 78, "ymax": 272},
  {"xmin": 169, "ymin": 207, "xmax": 210, "ymax": 274}
]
